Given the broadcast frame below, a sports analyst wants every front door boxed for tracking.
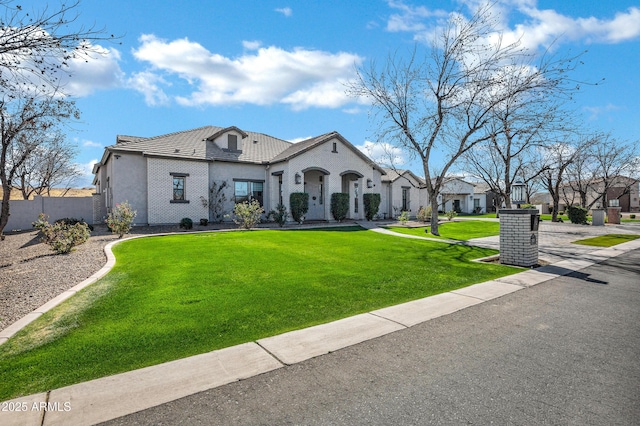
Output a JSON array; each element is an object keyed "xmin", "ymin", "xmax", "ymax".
[
  {"xmin": 304, "ymin": 171, "xmax": 325, "ymax": 220},
  {"xmin": 453, "ymin": 199, "xmax": 461, "ymax": 212}
]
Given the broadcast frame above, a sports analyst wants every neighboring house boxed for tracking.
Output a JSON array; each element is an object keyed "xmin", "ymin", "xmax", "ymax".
[
  {"xmin": 439, "ymin": 177, "xmax": 476, "ymax": 214},
  {"xmin": 92, "ymin": 126, "xmax": 387, "ymax": 225},
  {"xmin": 380, "ymin": 169, "xmax": 428, "ymax": 219},
  {"xmin": 559, "ymin": 176, "xmax": 639, "ymax": 212},
  {"xmin": 471, "ymin": 182, "xmax": 501, "ymax": 213}
]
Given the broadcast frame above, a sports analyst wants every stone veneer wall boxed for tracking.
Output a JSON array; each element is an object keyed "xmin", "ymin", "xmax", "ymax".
[{"xmin": 499, "ymin": 209, "xmax": 539, "ymax": 267}]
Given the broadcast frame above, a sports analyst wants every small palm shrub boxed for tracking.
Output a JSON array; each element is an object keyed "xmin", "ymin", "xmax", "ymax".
[{"xmin": 268, "ymin": 203, "xmax": 288, "ymax": 227}]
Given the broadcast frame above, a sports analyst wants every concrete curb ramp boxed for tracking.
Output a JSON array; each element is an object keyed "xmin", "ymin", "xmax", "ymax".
[{"xmin": 1, "ymin": 237, "xmax": 639, "ymax": 425}]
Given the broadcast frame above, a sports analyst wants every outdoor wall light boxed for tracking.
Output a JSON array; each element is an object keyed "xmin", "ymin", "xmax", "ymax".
[
  {"xmin": 295, "ymin": 172, "xmax": 301, "ymax": 184},
  {"xmin": 367, "ymin": 179, "xmax": 373, "ymax": 188}
]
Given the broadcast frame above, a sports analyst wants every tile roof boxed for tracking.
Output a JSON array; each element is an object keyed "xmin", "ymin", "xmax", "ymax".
[
  {"xmin": 381, "ymin": 168, "xmax": 425, "ymax": 185},
  {"xmin": 110, "ymin": 126, "xmax": 292, "ymax": 164}
]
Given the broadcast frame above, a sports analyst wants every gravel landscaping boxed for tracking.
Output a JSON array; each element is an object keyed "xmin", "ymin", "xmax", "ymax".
[{"xmin": 0, "ymin": 224, "xmax": 221, "ymax": 330}]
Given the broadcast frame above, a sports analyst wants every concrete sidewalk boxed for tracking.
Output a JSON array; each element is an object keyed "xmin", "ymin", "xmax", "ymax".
[{"xmin": 1, "ymin": 225, "xmax": 639, "ymax": 425}]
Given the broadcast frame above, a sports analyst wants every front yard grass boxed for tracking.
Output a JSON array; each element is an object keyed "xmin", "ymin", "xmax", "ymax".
[
  {"xmin": 572, "ymin": 234, "xmax": 640, "ymax": 247},
  {"xmin": 0, "ymin": 226, "xmax": 519, "ymax": 401},
  {"xmin": 386, "ymin": 220, "xmax": 500, "ymax": 240}
]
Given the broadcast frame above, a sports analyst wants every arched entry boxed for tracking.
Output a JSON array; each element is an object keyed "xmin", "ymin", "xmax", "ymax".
[
  {"xmin": 340, "ymin": 170, "xmax": 364, "ymax": 219},
  {"xmin": 303, "ymin": 167, "xmax": 330, "ymax": 220}
]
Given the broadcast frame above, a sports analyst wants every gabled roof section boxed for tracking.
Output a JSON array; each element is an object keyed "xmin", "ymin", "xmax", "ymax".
[
  {"xmin": 205, "ymin": 126, "xmax": 249, "ymax": 141},
  {"xmin": 105, "ymin": 126, "xmax": 292, "ymax": 164},
  {"xmin": 382, "ymin": 168, "xmax": 425, "ymax": 185},
  {"xmin": 270, "ymin": 131, "xmax": 386, "ymax": 174}
]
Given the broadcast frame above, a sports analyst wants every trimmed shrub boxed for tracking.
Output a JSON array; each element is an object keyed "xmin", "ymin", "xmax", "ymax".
[
  {"xmin": 363, "ymin": 193, "xmax": 381, "ymax": 221},
  {"xmin": 33, "ymin": 213, "xmax": 90, "ymax": 254},
  {"xmin": 233, "ymin": 200, "xmax": 264, "ymax": 229},
  {"xmin": 290, "ymin": 192, "xmax": 309, "ymax": 224},
  {"xmin": 417, "ymin": 205, "xmax": 432, "ymax": 223},
  {"xmin": 331, "ymin": 193, "xmax": 349, "ymax": 222},
  {"xmin": 106, "ymin": 201, "xmax": 137, "ymax": 238},
  {"xmin": 567, "ymin": 206, "xmax": 589, "ymax": 225},
  {"xmin": 268, "ymin": 203, "xmax": 288, "ymax": 227},
  {"xmin": 199, "ymin": 218, "xmax": 209, "ymax": 226},
  {"xmin": 631, "ymin": 214, "xmax": 636, "ymax": 219},
  {"xmin": 180, "ymin": 218, "xmax": 193, "ymax": 229}
]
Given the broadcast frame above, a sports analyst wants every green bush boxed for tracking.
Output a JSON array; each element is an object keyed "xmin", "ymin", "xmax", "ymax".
[
  {"xmin": 290, "ymin": 192, "xmax": 309, "ymax": 224},
  {"xmin": 268, "ymin": 203, "xmax": 288, "ymax": 227},
  {"xmin": 55, "ymin": 217, "xmax": 94, "ymax": 232},
  {"xmin": 331, "ymin": 193, "xmax": 349, "ymax": 222},
  {"xmin": 233, "ymin": 200, "xmax": 264, "ymax": 229},
  {"xmin": 417, "ymin": 205, "xmax": 432, "ymax": 223},
  {"xmin": 398, "ymin": 211, "xmax": 410, "ymax": 225},
  {"xmin": 446, "ymin": 210, "xmax": 458, "ymax": 221},
  {"xmin": 631, "ymin": 214, "xmax": 636, "ymax": 219},
  {"xmin": 568, "ymin": 205, "xmax": 589, "ymax": 225},
  {"xmin": 106, "ymin": 201, "xmax": 137, "ymax": 238},
  {"xmin": 180, "ymin": 218, "xmax": 193, "ymax": 229},
  {"xmin": 363, "ymin": 193, "xmax": 381, "ymax": 221},
  {"xmin": 33, "ymin": 213, "xmax": 90, "ymax": 254}
]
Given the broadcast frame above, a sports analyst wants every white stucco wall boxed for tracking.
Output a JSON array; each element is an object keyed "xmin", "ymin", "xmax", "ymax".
[
  {"xmin": 283, "ymin": 137, "xmax": 383, "ymax": 221},
  {"xmin": 208, "ymin": 161, "xmax": 268, "ymax": 220},
  {"xmin": 147, "ymin": 158, "xmax": 209, "ymax": 224}
]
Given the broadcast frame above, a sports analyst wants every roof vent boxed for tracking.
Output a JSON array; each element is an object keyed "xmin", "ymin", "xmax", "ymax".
[{"xmin": 174, "ymin": 149, "xmax": 180, "ymax": 153}]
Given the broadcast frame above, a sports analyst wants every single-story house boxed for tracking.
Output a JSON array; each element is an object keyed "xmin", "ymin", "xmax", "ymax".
[
  {"xmin": 439, "ymin": 177, "xmax": 476, "ymax": 214},
  {"xmin": 380, "ymin": 169, "xmax": 428, "ymax": 219},
  {"xmin": 92, "ymin": 126, "xmax": 388, "ymax": 225}
]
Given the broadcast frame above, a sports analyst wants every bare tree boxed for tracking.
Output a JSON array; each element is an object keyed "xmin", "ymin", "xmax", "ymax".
[
  {"xmin": 0, "ymin": 0, "xmax": 117, "ymax": 94},
  {"xmin": 539, "ymin": 136, "xmax": 586, "ymax": 222},
  {"xmin": 13, "ymin": 132, "xmax": 82, "ymax": 199},
  {"xmin": 349, "ymin": 3, "xmax": 580, "ymax": 235},
  {"xmin": 562, "ymin": 133, "xmax": 639, "ymax": 210},
  {"xmin": 1, "ymin": 93, "xmax": 79, "ymax": 237}
]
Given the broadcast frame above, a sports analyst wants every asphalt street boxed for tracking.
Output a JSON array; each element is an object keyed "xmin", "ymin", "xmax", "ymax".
[{"xmin": 105, "ymin": 249, "xmax": 640, "ymax": 426}]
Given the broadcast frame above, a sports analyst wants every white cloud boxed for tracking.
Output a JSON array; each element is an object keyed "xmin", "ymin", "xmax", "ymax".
[
  {"xmin": 131, "ymin": 34, "xmax": 364, "ymax": 110},
  {"xmin": 73, "ymin": 158, "xmax": 99, "ymax": 187},
  {"xmin": 583, "ymin": 103, "xmax": 620, "ymax": 121},
  {"xmin": 127, "ymin": 71, "xmax": 171, "ymax": 106},
  {"xmin": 275, "ymin": 7, "xmax": 293, "ymax": 17},
  {"xmin": 289, "ymin": 136, "xmax": 313, "ymax": 143},
  {"xmin": 242, "ymin": 40, "xmax": 262, "ymax": 50},
  {"xmin": 386, "ymin": 1, "xmax": 640, "ymax": 51},
  {"xmin": 355, "ymin": 140, "xmax": 406, "ymax": 166},
  {"xmin": 61, "ymin": 45, "xmax": 125, "ymax": 97},
  {"xmin": 82, "ymin": 140, "xmax": 103, "ymax": 148}
]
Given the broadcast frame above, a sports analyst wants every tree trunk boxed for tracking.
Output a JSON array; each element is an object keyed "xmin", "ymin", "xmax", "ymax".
[
  {"xmin": 0, "ymin": 185, "xmax": 11, "ymax": 238},
  {"xmin": 429, "ymin": 194, "xmax": 440, "ymax": 236}
]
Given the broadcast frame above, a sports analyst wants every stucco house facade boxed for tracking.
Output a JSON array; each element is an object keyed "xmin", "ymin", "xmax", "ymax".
[
  {"xmin": 380, "ymin": 169, "xmax": 429, "ymax": 219},
  {"xmin": 92, "ymin": 126, "xmax": 387, "ymax": 225},
  {"xmin": 439, "ymin": 177, "xmax": 476, "ymax": 214}
]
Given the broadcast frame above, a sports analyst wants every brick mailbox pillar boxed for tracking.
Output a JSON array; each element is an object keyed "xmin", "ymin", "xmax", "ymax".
[
  {"xmin": 499, "ymin": 208, "xmax": 539, "ymax": 267},
  {"xmin": 607, "ymin": 207, "xmax": 622, "ymax": 224}
]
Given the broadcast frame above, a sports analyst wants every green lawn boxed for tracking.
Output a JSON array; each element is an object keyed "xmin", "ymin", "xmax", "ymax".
[
  {"xmin": 386, "ymin": 220, "xmax": 500, "ymax": 240},
  {"xmin": 0, "ymin": 227, "xmax": 519, "ymax": 401},
  {"xmin": 572, "ymin": 234, "xmax": 640, "ymax": 247}
]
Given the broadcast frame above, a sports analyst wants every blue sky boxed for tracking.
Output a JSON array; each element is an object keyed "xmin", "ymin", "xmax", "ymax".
[{"xmin": 25, "ymin": 0, "xmax": 640, "ymax": 186}]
